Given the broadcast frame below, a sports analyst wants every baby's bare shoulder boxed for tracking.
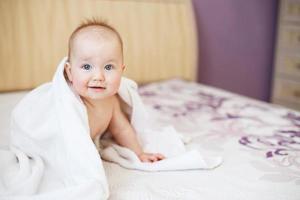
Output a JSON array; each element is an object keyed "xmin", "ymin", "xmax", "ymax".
[
  {"xmin": 111, "ymin": 95, "xmax": 130, "ymax": 118},
  {"xmin": 110, "ymin": 95, "xmax": 123, "ymax": 113}
]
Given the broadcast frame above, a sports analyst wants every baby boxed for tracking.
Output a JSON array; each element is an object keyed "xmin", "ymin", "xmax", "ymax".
[{"xmin": 64, "ymin": 19, "xmax": 165, "ymax": 163}]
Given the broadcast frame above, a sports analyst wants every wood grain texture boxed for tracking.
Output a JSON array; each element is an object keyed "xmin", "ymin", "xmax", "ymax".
[{"xmin": 0, "ymin": 0, "xmax": 198, "ymax": 91}]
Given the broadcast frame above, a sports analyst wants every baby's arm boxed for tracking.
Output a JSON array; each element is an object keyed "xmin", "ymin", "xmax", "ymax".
[{"xmin": 108, "ymin": 96, "xmax": 165, "ymax": 162}]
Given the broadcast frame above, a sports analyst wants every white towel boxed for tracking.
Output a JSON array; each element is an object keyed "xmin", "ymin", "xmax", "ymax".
[
  {"xmin": 0, "ymin": 57, "xmax": 108, "ymax": 199},
  {"xmin": 0, "ymin": 57, "xmax": 222, "ymax": 199}
]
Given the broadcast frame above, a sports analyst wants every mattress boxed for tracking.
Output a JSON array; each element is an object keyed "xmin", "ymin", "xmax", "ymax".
[{"xmin": 0, "ymin": 79, "xmax": 299, "ymax": 200}]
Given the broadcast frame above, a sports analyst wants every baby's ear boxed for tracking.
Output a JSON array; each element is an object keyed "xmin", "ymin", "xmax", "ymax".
[
  {"xmin": 121, "ymin": 64, "xmax": 125, "ymax": 71},
  {"xmin": 64, "ymin": 62, "xmax": 73, "ymax": 82}
]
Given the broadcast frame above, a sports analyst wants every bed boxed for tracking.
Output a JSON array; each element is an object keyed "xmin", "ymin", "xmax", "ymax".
[
  {"xmin": 0, "ymin": 0, "xmax": 299, "ymax": 199},
  {"xmin": 1, "ymin": 79, "xmax": 299, "ymax": 199}
]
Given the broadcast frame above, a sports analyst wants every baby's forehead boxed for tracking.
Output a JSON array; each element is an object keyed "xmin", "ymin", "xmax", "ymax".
[
  {"xmin": 72, "ymin": 26, "xmax": 118, "ymax": 45},
  {"xmin": 68, "ymin": 24, "xmax": 123, "ymax": 62}
]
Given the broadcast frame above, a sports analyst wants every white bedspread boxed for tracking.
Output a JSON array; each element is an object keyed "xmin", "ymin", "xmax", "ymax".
[{"xmin": 104, "ymin": 79, "xmax": 300, "ymax": 200}]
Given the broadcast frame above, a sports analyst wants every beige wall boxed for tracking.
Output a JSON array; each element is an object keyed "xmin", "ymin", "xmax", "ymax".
[{"xmin": 0, "ymin": 0, "xmax": 197, "ymax": 91}]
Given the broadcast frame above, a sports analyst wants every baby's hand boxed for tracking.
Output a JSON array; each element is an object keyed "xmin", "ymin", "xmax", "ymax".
[{"xmin": 138, "ymin": 152, "xmax": 165, "ymax": 163}]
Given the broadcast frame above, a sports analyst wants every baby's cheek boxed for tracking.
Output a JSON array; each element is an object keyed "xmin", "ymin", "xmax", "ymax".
[
  {"xmin": 115, "ymin": 79, "xmax": 122, "ymax": 90},
  {"xmin": 109, "ymin": 75, "xmax": 122, "ymax": 86},
  {"xmin": 73, "ymin": 77, "xmax": 87, "ymax": 92}
]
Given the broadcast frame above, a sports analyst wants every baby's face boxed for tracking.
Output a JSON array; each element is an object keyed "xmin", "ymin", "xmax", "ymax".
[{"xmin": 65, "ymin": 28, "xmax": 124, "ymax": 101}]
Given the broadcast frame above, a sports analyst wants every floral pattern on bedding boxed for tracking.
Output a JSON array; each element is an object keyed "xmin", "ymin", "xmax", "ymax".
[{"xmin": 139, "ymin": 79, "xmax": 300, "ymax": 184}]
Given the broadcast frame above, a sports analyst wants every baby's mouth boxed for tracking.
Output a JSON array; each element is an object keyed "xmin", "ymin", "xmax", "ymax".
[{"xmin": 89, "ymin": 86, "xmax": 106, "ymax": 90}]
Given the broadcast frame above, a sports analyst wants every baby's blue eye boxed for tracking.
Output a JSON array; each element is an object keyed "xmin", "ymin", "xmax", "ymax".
[
  {"xmin": 104, "ymin": 64, "xmax": 113, "ymax": 71},
  {"xmin": 82, "ymin": 64, "xmax": 92, "ymax": 70}
]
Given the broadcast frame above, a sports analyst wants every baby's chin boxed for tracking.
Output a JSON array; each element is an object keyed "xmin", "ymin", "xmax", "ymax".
[{"xmin": 85, "ymin": 91, "xmax": 117, "ymax": 101}]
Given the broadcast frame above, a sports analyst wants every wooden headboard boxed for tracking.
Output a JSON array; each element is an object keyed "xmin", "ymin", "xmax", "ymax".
[{"xmin": 0, "ymin": 0, "xmax": 198, "ymax": 92}]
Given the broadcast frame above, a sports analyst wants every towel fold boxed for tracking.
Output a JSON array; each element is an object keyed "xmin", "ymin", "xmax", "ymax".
[{"xmin": 0, "ymin": 57, "xmax": 222, "ymax": 199}]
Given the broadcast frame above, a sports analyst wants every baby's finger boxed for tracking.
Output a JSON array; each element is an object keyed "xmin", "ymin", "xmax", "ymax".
[
  {"xmin": 149, "ymin": 155, "xmax": 158, "ymax": 162},
  {"xmin": 156, "ymin": 153, "xmax": 165, "ymax": 160},
  {"xmin": 151, "ymin": 153, "xmax": 164, "ymax": 160}
]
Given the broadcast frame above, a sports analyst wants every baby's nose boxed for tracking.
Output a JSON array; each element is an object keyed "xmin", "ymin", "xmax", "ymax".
[{"xmin": 92, "ymin": 69, "xmax": 105, "ymax": 81}]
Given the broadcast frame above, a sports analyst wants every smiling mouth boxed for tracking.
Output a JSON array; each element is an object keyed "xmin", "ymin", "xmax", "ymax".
[{"xmin": 89, "ymin": 86, "xmax": 106, "ymax": 90}]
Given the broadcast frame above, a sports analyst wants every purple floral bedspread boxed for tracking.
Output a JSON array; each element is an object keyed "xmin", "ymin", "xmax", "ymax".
[{"xmin": 139, "ymin": 79, "xmax": 300, "ymax": 185}]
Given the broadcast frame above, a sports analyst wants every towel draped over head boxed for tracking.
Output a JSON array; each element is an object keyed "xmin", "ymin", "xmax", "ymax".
[{"xmin": 0, "ymin": 57, "xmax": 222, "ymax": 199}]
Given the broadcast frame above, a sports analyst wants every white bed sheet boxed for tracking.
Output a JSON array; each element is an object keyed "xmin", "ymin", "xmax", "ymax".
[{"xmin": 0, "ymin": 79, "xmax": 299, "ymax": 200}]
